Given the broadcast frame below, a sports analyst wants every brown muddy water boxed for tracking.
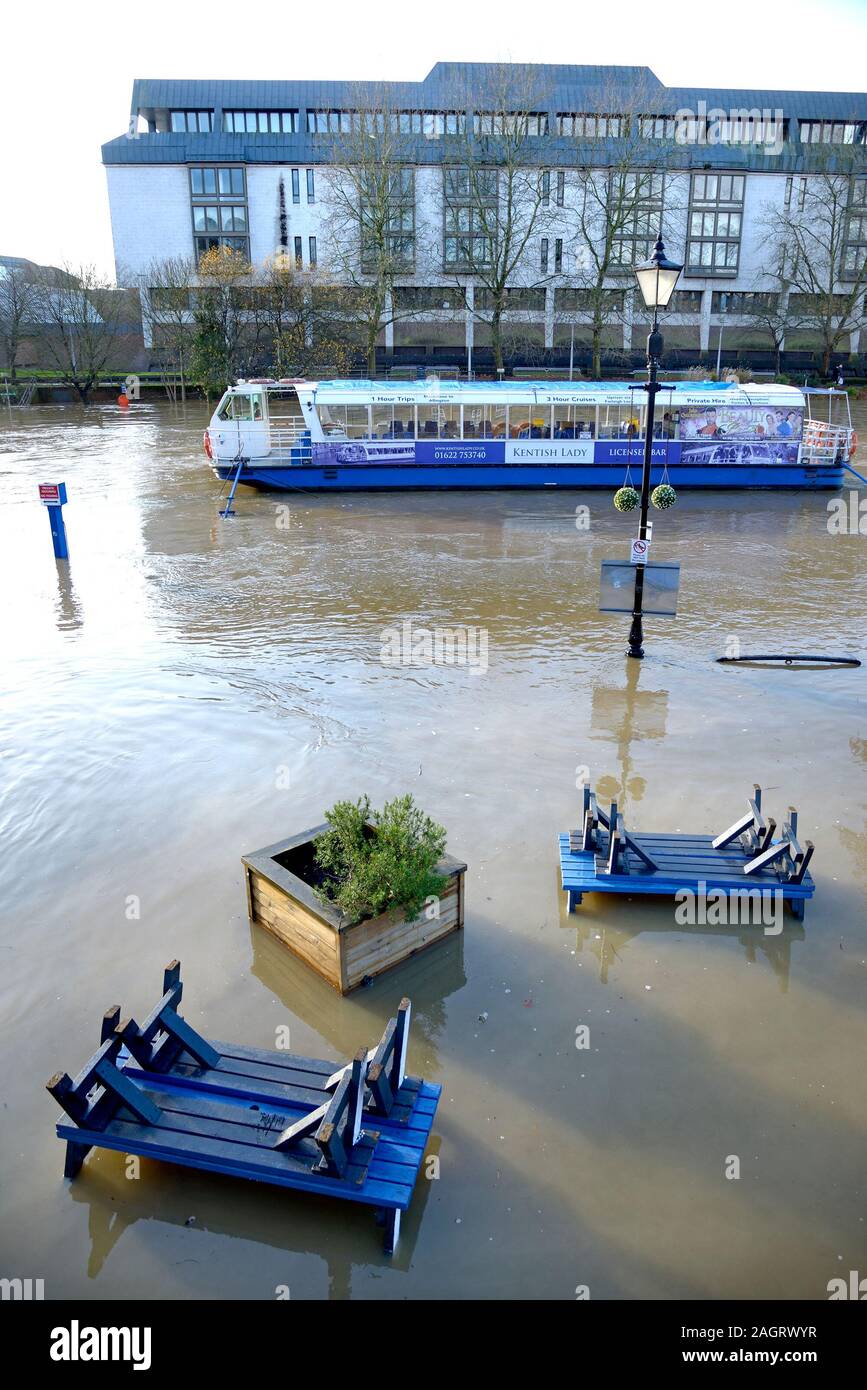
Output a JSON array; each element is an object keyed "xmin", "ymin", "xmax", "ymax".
[{"xmin": 1, "ymin": 399, "xmax": 865, "ymax": 1301}]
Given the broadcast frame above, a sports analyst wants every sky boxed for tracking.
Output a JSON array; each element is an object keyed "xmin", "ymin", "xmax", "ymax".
[{"xmin": 2, "ymin": 0, "xmax": 866, "ymax": 277}]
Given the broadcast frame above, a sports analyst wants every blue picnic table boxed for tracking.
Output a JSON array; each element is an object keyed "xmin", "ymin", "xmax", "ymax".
[{"xmin": 47, "ymin": 963, "xmax": 439, "ymax": 1254}]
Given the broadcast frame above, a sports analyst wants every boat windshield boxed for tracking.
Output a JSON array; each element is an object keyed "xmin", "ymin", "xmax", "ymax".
[{"xmin": 216, "ymin": 392, "xmax": 264, "ymax": 422}]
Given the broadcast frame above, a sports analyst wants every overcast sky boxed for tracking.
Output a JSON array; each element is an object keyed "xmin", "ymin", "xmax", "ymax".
[{"xmin": 3, "ymin": 0, "xmax": 865, "ymax": 277}]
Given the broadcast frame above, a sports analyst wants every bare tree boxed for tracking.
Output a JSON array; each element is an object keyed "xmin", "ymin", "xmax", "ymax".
[
  {"xmin": 0, "ymin": 259, "xmax": 41, "ymax": 384},
  {"xmin": 135, "ymin": 255, "xmax": 197, "ymax": 401},
  {"xmin": 447, "ymin": 64, "xmax": 555, "ymax": 374},
  {"xmin": 30, "ymin": 263, "xmax": 125, "ymax": 403},
  {"xmin": 741, "ymin": 265, "xmax": 807, "ymax": 376},
  {"xmin": 563, "ymin": 82, "xmax": 682, "ymax": 378},
  {"xmin": 253, "ymin": 256, "xmax": 354, "ymax": 376},
  {"xmin": 319, "ymin": 86, "xmax": 434, "ymax": 375},
  {"xmin": 761, "ymin": 148, "xmax": 867, "ymax": 374}
]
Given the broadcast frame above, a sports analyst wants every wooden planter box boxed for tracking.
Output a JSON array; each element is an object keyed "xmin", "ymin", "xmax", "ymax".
[{"xmin": 242, "ymin": 825, "xmax": 466, "ymax": 995}]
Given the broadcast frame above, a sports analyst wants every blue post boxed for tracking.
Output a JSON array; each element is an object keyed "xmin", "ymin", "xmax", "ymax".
[{"xmin": 40, "ymin": 482, "xmax": 69, "ymax": 559}]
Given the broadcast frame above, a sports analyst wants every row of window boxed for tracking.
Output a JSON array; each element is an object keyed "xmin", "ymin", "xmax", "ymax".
[
  {"xmin": 223, "ymin": 110, "xmax": 300, "ymax": 134},
  {"xmin": 307, "ymin": 109, "xmax": 466, "ymax": 137},
  {"xmin": 148, "ymin": 282, "xmax": 851, "ymax": 321},
  {"xmin": 185, "ymin": 162, "xmax": 866, "ymax": 282},
  {"xmin": 166, "ymin": 108, "xmax": 866, "ymax": 146}
]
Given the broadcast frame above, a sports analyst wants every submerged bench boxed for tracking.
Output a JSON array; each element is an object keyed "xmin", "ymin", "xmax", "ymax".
[
  {"xmin": 560, "ymin": 783, "xmax": 816, "ymax": 921},
  {"xmin": 46, "ymin": 962, "xmax": 439, "ymax": 1253}
]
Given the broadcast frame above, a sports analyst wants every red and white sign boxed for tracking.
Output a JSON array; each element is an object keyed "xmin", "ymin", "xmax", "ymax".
[
  {"xmin": 38, "ymin": 483, "xmax": 61, "ymax": 505},
  {"xmin": 630, "ymin": 537, "xmax": 651, "ymax": 565}
]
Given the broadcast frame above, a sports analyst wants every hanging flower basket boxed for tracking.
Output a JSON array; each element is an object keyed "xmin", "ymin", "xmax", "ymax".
[
  {"xmin": 614, "ymin": 486, "xmax": 640, "ymax": 512},
  {"xmin": 651, "ymin": 483, "xmax": 678, "ymax": 510}
]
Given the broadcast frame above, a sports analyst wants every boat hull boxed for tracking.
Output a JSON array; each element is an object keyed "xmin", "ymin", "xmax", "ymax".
[{"xmin": 215, "ymin": 461, "xmax": 843, "ymax": 491}]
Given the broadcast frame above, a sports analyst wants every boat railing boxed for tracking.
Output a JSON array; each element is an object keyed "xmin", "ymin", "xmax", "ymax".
[
  {"xmin": 801, "ymin": 421, "xmax": 852, "ymax": 464},
  {"xmin": 268, "ymin": 424, "xmax": 313, "ymax": 464}
]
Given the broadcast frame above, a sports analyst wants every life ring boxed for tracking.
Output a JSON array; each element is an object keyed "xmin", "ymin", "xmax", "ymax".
[
  {"xmin": 203, "ymin": 429, "xmax": 213, "ymax": 460},
  {"xmin": 850, "ymin": 431, "xmax": 858, "ymax": 458}
]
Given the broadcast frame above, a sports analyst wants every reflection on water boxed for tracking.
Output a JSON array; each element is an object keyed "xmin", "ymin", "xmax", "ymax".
[{"xmin": 0, "ymin": 400, "xmax": 866, "ymax": 1300}]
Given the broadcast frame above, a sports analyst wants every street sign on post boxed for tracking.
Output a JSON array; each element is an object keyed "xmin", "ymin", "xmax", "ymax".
[
  {"xmin": 599, "ymin": 561, "xmax": 680, "ymax": 617},
  {"xmin": 630, "ymin": 536, "xmax": 651, "ymax": 565},
  {"xmin": 39, "ymin": 482, "xmax": 69, "ymax": 559}
]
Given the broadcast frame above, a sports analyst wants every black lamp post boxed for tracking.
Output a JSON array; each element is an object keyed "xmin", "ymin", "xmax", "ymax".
[{"xmin": 626, "ymin": 236, "xmax": 683, "ymax": 659}]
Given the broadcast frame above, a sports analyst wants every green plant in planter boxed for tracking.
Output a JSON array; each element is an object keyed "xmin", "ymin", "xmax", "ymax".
[
  {"xmin": 614, "ymin": 486, "xmax": 640, "ymax": 512},
  {"xmin": 314, "ymin": 794, "xmax": 447, "ymax": 924}
]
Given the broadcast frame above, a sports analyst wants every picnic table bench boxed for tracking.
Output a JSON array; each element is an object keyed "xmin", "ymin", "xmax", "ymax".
[
  {"xmin": 46, "ymin": 962, "xmax": 439, "ymax": 1253},
  {"xmin": 560, "ymin": 783, "xmax": 816, "ymax": 921}
]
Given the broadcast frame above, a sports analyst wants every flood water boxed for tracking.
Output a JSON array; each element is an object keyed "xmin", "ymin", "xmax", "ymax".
[{"xmin": 1, "ymin": 397, "xmax": 865, "ymax": 1301}]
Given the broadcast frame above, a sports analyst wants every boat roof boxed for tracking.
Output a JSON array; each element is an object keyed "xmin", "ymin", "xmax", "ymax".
[
  {"xmin": 231, "ymin": 378, "xmax": 806, "ymax": 407},
  {"xmin": 296, "ymin": 379, "xmax": 806, "ymax": 407}
]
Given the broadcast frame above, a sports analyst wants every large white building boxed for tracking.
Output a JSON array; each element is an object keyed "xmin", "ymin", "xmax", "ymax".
[{"xmin": 102, "ymin": 64, "xmax": 867, "ymax": 370}]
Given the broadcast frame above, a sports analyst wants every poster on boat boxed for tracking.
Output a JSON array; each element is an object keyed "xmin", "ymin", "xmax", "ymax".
[{"xmin": 678, "ymin": 404, "xmax": 803, "ymax": 441}]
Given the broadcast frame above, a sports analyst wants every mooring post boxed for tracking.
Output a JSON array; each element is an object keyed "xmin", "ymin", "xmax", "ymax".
[{"xmin": 39, "ymin": 482, "xmax": 69, "ymax": 559}]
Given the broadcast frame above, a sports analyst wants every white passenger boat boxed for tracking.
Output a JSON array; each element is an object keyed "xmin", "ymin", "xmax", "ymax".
[{"xmin": 204, "ymin": 379, "xmax": 856, "ymax": 490}]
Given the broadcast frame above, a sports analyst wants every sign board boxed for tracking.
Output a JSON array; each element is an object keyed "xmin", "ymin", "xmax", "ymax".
[
  {"xmin": 599, "ymin": 561, "xmax": 681, "ymax": 617},
  {"xmin": 630, "ymin": 536, "xmax": 651, "ymax": 565},
  {"xmin": 39, "ymin": 482, "xmax": 67, "ymax": 507}
]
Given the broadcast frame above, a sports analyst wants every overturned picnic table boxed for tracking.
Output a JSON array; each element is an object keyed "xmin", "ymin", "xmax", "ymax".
[
  {"xmin": 560, "ymin": 783, "xmax": 816, "ymax": 921},
  {"xmin": 46, "ymin": 962, "xmax": 439, "ymax": 1253}
]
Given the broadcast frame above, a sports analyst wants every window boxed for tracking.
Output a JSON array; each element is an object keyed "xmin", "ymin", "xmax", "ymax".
[
  {"xmin": 540, "ymin": 238, "xmax": 549, "ymax": 274},
  {"xmin": 686, "ymin": 173, "xmax": 744, "ymax": 275},
  {"xmin": 223, "ymin": 110, "xmax": 299, "ymax": 134},
  {"xmin": 190, "ymin": 167, "xmax": 249, "ymax": 259},
  {"xmin": 555, "ymin": 287, "xmax": 625, "ymax": 313},
  {"xmin": 171, "ymin": 110, "xmax": 212, "ymax": 133},
  {"xmin": 291, "ymin": 169, "xmax": 300, "ymax": 204},
  {"xmin": 610, "ymin": 173, "xmax": 665, "ymax": 268},
  {"xmin": 541, "ymin": 171, "xmax": 550, "ymax": 207},
  {"xmin": 309, "ymin": 236, "xmax": 317, "ymax": 267},
  {"xmin": 361, "ymin": 167, "xmax": 415, "ymax": 271},
  {"xmin": 476, "ymin": 287, "xmax": 545, "ymax": 311},
  {"xmin": 711, "ymin": 291, "xmax": 777, "ymax": 313},
  {"xmin": 556, "ymin": 171, "xmax": 565, "ymax": 206},
  {"xmin": 557, "ymin": 113, "xmax": 624, "ymax": 138},
  {"xmin": 668, "ymin": 289, "xmax": 703, "ymax": 313},
  {"xmin": 709, "ymin": 114, "xmax": 787, "ymax": 146},
  {"xmin": 842, "ymin": 178, "xmax": 867, "ymax": 278},
  {"xmin": 474, "ymin": 112, "xmax": 548, "ymax": 136},
  {"xmin": 443, "ymin": 167, "xmax": 497, "ymax": 270},
  {"xmin": 393, "ymin": 286, "xmax": 467, "ymax": 311},
  {"xmin": 784, "ymin": 176, "xmax": 807, "ymax": 213},
  {"xmin": 799, "ymin": 120, "xmax": 865, "ymax": 145},
  {"xmin": 395, "ymin": 111, "xmax": 466, "ymax": 137},
  {"xmin": 294, "ymin": 237, "xmax": 303, "ymax": 267},
  {"xmin": 555, "ymin": 238, "xmax": 563, "ymax": 273},
  {"xmin": 639, "ymin": 115, "xmax": 678, "ymax": 140},
  {"xmin": 306, "ymin": 169, "xmax": 315, "ymax": 203}
]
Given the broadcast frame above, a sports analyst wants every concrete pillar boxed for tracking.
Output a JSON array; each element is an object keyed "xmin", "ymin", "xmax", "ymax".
[{"xmin": 699, "ymin": 288, "xmax": 712, "ymax": 353}]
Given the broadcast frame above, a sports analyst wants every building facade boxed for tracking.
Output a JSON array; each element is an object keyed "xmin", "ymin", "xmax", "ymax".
[{"xmin": 101, "ymin": 64, "xmax": 867, "ymax": 369}]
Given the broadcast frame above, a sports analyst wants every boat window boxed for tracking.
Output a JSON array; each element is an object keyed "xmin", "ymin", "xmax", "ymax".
[
  {"xmin": 553, "ymin": 404, "xmax": 588, "ymax": 438},
  {"xmin": 440, "ymin": 405, "xmax": 460, "ymax": 439},
  {"xmin": 462, "ymin": 401, "xmax": 506, "ymax": 439},
  {"xmin": 393, "ymin": 405, "xmax": 415, "ymax": 438},
  {"xmin": 217, "ymin": 394, "xmax": 252, "ymax": 422},
  {"xmin": 250, "ymin": 393, "xmax": 264, "ymax": 422},
  {"xmin": 511, "ymin": 408, "xmax": 552, "ymax": 439},
  {"xmin": 417, "ymin": 405, "xmax": 440, "ymax": 439},
  {"xmin": 372, "ymin": 405, "xmax": 393, "ymax": 437},
  {"xmin": 598, "ymin": 402, "xmax": 641, "ymax": 439},
  {"xmin": 345, "ymin": 405, "xmax": 370, "ymax": 437}
]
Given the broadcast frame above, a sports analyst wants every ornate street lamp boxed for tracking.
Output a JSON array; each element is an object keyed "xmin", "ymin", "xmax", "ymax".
[{"xmin": 627, "ymin": 236, "xmax": 683, "ymax": 659}]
